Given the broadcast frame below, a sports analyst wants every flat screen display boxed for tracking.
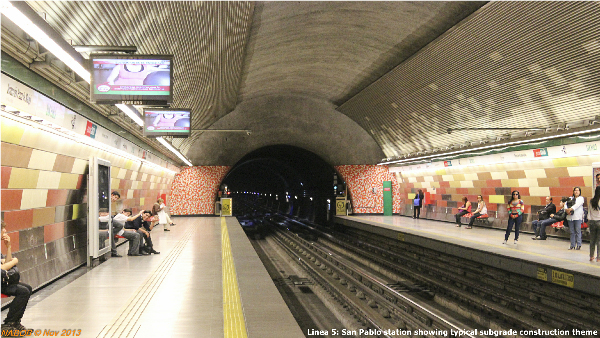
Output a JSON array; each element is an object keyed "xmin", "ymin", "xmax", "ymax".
[
  {"xmin": 143, "ymin": 108, "xmax": 191, "ymax": 138},
  {"xmin": 90, "ymin": 54, "xmax": 173, "ymax": 105}
]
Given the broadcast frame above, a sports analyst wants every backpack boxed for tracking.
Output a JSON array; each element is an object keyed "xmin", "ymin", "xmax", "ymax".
[{"xmin": 413, "ymin": 196, "xmax": 420, "ymax": 206}]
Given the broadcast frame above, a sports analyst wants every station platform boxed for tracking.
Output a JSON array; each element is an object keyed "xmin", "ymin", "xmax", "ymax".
[
  {"xmin": 2, "ymin": 217, "xmax": 303, "ymax": 338},
  {"xmin": 334, "ymin": 215, "xmax": 600, "ymax": 297}
]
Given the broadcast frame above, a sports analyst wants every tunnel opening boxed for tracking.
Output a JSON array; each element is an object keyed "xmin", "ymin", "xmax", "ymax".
[{"xmin": 219, "ymin": 145, "xmax": 339, "ymax": 224}]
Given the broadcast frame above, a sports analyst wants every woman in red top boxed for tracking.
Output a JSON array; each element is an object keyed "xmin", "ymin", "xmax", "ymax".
[
  {"xmin": 455, "ymin": 197, "xmax": 471, "ymax": 227},
  {"xmin": 504, "ymin": 191, "xmax": 525, "ymax": 244}
]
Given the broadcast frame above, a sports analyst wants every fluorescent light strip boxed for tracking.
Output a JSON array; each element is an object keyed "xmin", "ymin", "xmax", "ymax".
[
  {"xmin": 115, "ymin": 104, "xmax": 144, "ymax": 126},
  {"xmin": 156, "ymin": 137, "xmax": 193, "ymax": 166},
  {"xmin": 0, "ymin": 110, "xmax": 178, "ymax": 175},
  {"xmin": 379, "ymin": 127, "xmax": 600, "ymax": 166},
  {"xmin": 0, "ymin": 2, "xmax": 90, "ymax": 83}
]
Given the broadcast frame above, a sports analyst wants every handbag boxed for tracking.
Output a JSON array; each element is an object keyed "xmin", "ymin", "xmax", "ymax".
[
  {"xmin": 1, "ymin": 266, "xmax": 20, "ymax": 287},
  {"xmin": 413, "ymin": 197, "xmax": 420, "ymax": 206}
]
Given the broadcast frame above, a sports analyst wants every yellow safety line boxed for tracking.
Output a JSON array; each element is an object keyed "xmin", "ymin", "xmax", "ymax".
[
  {"xmin": 222, "ymin": 217, "xmax": 248, "ymax": 338},
  {"xmin": 347, "ymin": 216, "xmax": 600, "ymax": 270}
]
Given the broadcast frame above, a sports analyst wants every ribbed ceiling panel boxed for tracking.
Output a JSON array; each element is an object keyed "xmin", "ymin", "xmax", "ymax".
[
  {"xmin": 26, "ymin": 1, "xmax": 254, "ymax": 159},
  {"xmin": 338, "ymin": 1, "xmax": 600, "ymax": 158}
]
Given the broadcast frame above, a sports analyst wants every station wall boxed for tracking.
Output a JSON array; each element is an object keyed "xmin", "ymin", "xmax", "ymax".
[
  {"xmin": 170, "ymin": 166, "xmax": 231, "ymax": 215},
  {"xmin": 1, "ymin": 116, "xmax": 175, "ymax": 291},
  {"xmin": 337, "ymin": 155, "xmax": 595, "ymax": 239}
]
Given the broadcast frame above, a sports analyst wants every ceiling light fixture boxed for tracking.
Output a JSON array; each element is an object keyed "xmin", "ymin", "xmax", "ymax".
[
  {"xmin": 380, "ymin": 126, "xmax": 600, "ymax": 166},
  {"xmin": 156, "ymin": 137, "xmax": 193, "ymax": 166},
  {"xmin": 115, "ymin": 104, "xmax": 144, "ymax": 126},
  {"xmin": 1, "ymin": 1, "xmax": 90, "ymax": 83}
]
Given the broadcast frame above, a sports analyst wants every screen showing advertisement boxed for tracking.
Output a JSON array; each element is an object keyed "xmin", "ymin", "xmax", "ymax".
[
  {"xmin": 90, "ymin": 55, "xmax": 173, "ymax": 104},
  {"xmin": 143, "ymin": 108, "xmax": 191, "ymax": 138}
]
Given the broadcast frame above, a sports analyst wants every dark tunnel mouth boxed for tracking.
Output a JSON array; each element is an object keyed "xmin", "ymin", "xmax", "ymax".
[{"xmin": 219, "ymin": 145, "xmax": 342, "ymax": 222}]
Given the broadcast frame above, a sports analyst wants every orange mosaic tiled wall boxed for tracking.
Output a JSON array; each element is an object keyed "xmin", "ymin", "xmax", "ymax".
[
  {"xmin": 1, "ymin": 117, "xmax": 175, "ymax": 291},
  {"xmin": 337, "ymin": 156, "xmax": 596, "ymax": 238},
  {"xmin": 170, "ymin": 166, "xmax": 231, "ymax": 215},
  {"xmin": 335, "ymin": 165, "xmax": 402, "ymax": 213}
]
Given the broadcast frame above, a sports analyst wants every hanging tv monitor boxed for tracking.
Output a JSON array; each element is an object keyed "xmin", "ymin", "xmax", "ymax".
[
  {"xmin": 90, "ymin": 54, "xmax": 173, "ymax": 105},
  {"xmin": 143, "ymin": 108, "xmax": 191, "ymax": 138}
]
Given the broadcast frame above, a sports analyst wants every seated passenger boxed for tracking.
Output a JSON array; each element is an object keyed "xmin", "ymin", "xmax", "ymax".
[
  {"xmin": 99, "ymin": 208, "xmax": 122, "ymax": 257},
  {"xmin": 125, "ymin": 210, "xmax": 159, "ymax": 255},
  {"xmin": 531, "ymin": 197, "xmax": 568, "ymax": 240},
  {"xmin": 455, "ymin": 197, "xmax": 471, "ymax": 227},
  {"xmin": 466, "ymin": 195, "xmax": 487, "ymax": 229},
  {"xmin": 113, "ymin": 209, "xmax": 146, "ymax": 256},
  {"xmin": 531, "ymin": 196, "xmax": 556, "ymax": 240},
  {"xmin": 1, "ymin": 221, "xmax": 32, "ymax": 333}
]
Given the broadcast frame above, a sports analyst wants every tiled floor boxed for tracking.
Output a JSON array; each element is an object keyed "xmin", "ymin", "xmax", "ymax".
[
  {"xmin": 3, "ymin": 217, "xmax": 303, "ymax": 338},
  {"xmin": 337, "ymin": 215, "xmax": 600, "ymax": 278}
]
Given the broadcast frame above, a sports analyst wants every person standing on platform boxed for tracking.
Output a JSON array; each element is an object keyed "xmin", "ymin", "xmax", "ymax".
[
  {"xmin": 531, "ymin": 196, "xmax": 556, "ymax": 240},
  {"xmin": 455, "ymin": 197, "xmax": 472, "ymax": 227},
  {"xmin": 413, "ymin": 190, "xmax": 424, "ymax": 219},
  {"xmin": 588, "ymin": 186, "xmax": 600, "ymax": 262},
  {"xmin": 466, "ymin": 195, "xmax": 487, "ymax": 229},
  {"xmin": 156, "ymin": 198, "xmax": 171, "ymax": 231},
  {"xmin": 565, "ymin": 187, "xmax": 584, "ymax": 250},
  {"xmin": 504, "ymin": 191, "xmax": 524, "ymax": 244}
]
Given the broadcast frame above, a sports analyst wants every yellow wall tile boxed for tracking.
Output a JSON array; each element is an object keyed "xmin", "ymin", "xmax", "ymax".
[
  {"xmin": 460, "ymin": 181, "xmax": 474, "ymax": 188},
  {"xmin": 140, "ymin": 197, "xmax": 145, "ymax": 206},
  {"xmin": 127, "ymin": 190, "xmax": 134, "ymax": 199},
  {"xmin": 524, "ymin": 169, "xmax": 547, "ymax": 179},
  {"xmin": 58, "ymin": 173, "xmax": 79, "ymax": 189},
  {"xmin": 111, "ymin": 178, "xmax": 120, "ymax": 190},
  {"xmin": 111, "ymin": 166, "xmax": 120, "ymax": 178},
  {"xmin": 407, "ymin": 193, "xmax": 415, "ymax": 199},
  {"xmin": 435, "ymin": 169, "xmax": 446, "ymax": 175},
  {"xmin": 442, "ymin": 175, "xmax": 454, "ymax": 181},
  {"xmin": 141, "ymin": 173, "xmax": 148, "ymax": 181},
  {"xmin": 408, "ymin": 177, "xmax": 417, "ymax": 183},
  {"xmin": 501, "ymin": 179, "xmax": 519, "ymax": 188},
  {"xmin": 449, "ymin": 181, "xmax": 461, "ymax": 188},
  {"xmin": 71, "ymin": 158, "xmax": 88, "ymax": 174},
  {"xmin": 489, "ymin": 195, "xmax": 505, "ymax": 204},
  {"xmin": 20, "ymin": 189, "xmax": 48, "ymax": 209},
  {"xmin": 491, "ymin": 171, "xmax": 509, "ymax": 180},
  {"xmin": 150, "ymin": 183, "xmax": 156, "ymax": 190},
  {"xmin": 32, "ymin": 207, "xmax": 55, "ymax": 227},
  {"xmin": 552, "ymin": 157, "xmax": 579, "ymax": 168},
  {"xmin": 0, "ymin": 118, "xmax": 25, "ymax": 144},
  {"xmin": 424, "ymin": 176, "xmax": 434, "ymax": 182},
  {"xmin": 117, "ymin": 168, "xmax": 127, "ymax": 179},
  {"xmin": 421, "ymin": 182, "xmax": 431, "ymax": 189},
  {"xmin": 431, "ymin": 182, "xmax": 440, "ymax": 188},
  {"xmin": 72, "ymin": 204, "xmax": 80, "ymax": 220},
  {"xmin": 517, "ymin": 178, "xmax": 539, "ymax": 187},
  {"xmin": 529, "ymin": 187, "xmax": 551, "ymax": 197},
  {"xmin": 37, "ymin": 171, "xmax": 62, "ymax": 189},
  {"xmin": 584, "ymin": 176, "xmax": 593, "ymax": 187},
  {"xmin": 567, "ymin": 166, "xmax": 592, "ymax": 177},
  {"xmin": 28, "ymin": 150, "xmax": 57, "ymax": 171},
  {"xmin": 8, "ymin": 168, "xmax": 40, "ymax": 189},
  {"xmin": 453, "ymin": 174, "xmax": 465, "ymax": 181},
  {"xmin": 124, "ymin": 160, "xmax": 133, "ymax": 170},
  {"xmin": 464, "ymin": 173, "xmax": 479, "ymax": 181}
]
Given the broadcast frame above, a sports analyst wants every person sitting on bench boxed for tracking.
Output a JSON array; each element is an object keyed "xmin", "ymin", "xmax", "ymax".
[
  {"xmin": 466, "ymin": 195, "xmax": 487, "ymax": 229},
  {"xmin": 531, "ymin": 196, "xmax": 556, "ymax": 240},
  {"xmin": 531, "ymin": 197, "xmax": 568, "ymax": 240}
]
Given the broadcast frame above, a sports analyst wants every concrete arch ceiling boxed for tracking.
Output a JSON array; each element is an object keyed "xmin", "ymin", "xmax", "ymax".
[{"xmin": 24, "ymin": 1, "xmax": 489, "ymax": 166}]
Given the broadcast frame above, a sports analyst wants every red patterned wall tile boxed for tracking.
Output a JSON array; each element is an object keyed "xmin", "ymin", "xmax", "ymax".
[
  {"xmin": 46, "ymin": 190, "xmax": 68, "ymax": 207},
  {"xmin": 1, "ymin": 167, "xmax": 12, "ymax": 189},
  {"xmin": 456, "ymin": 188, "xmax": 468, "ymax": 195},
  {"xmin": 76, "ymin": 174, "xmax": 84, "ymax": 189},
  {"xmin": 439, "ymin": 181, "xmax": 450, "ymax": 188},
  {"xmin": 3, "ymin": 209, "xmax": 33, "ymax": 232},
  {"xmin": 44, "ymin": 222, "xmax": 65, "ymax": 243},
  {"xmin": 1, "ymin": 189, "xmax": 22, "ymax": 211},
  {"xmin": 486, "ymin": 179, "xmax": 502, "ymax": 187},
  {"xmin": 558, "ymin": 177, "xmax": 585, "ymax": 188},
  {"xmin": 170, "ymin": 166, "xmax": 231, "ymax": 215},
  {"xmin": 550, "ymin": 187, "xmax": 575, "ymax": 197}
]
